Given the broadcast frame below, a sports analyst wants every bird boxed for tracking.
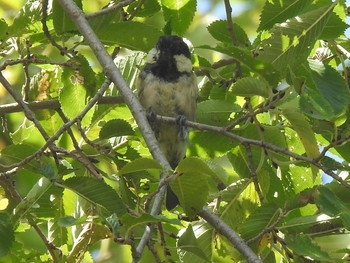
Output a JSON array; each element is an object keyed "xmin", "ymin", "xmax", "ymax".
[{"xmin": 137, "ymin": 35, "xmax": 198, "ymax": 210}]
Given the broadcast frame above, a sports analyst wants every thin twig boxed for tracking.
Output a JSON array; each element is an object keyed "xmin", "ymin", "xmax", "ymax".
[
  {"xmin": 0, "ymin": 95, "xmax": 123, "ymax": 115},
  {"xmin": 42, "ymin": 0, "xmax": 75, "ymax": 56},
  {"xmin": 244, "ymin": 143, "xmax": 264, "ymax": 203},
  {"xmin": 0, "ymin": 57, "xmax": 78, "ymax": 71},
  {"xmin": 246, "ymin": 208, "xmax": 286, "ymax": 245},
  {"xmin": 85, "ymin": 0, "xmax": 135, "ymax": 19}
]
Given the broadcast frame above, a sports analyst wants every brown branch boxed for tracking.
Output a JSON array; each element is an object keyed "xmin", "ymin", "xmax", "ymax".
[
  {"xmin": 223, "ymin": 0, "xmax": 242, "ymax": 79},
  {"xmin": 153, "ymin": 114, "xmax": 350, "ymax": 189},
  {"xmin": 0, "ymin": 95, "xmax": 123, "ymax": 115},
  {"xmin": 42, "ymin": 0, "xmax": 75, "ymax": 56},
  {"xmin": 0, "ymin": 57, "xmax": 78, "ymax": 71},
  {"xmin": 246, "ymin": 208, "xmax": 286, "ymax": 245},
  {"xmin": 244, "ymin": 143, "xmax": 264, "ymax": 203},
  {"xmin": 85, "ymin": 0, "xmax": 135, "ymax": 19}
]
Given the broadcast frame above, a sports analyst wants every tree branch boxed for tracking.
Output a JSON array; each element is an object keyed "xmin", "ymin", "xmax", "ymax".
[
  {"xmin": 198, "ymin": 207, "xmax": 262, "ymax": 263},
  {"xmin": 0, "ymin": 96, "xmax": 123, "ymax": 115},
  {"xmin": 55, "ymin": 1, "xmax": 172, "ymax": 261}
]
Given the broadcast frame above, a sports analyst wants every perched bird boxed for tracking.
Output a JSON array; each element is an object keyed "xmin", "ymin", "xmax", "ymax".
[{"xmin": 137, "ymin": 35, "xmax": 198, "ymax": 210}]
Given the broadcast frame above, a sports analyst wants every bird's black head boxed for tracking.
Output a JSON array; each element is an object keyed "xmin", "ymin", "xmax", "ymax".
[
  {"xmin": 156, "ymin": 35, "xmax": 191, "ymax": 59},
  {"xmin": 144, "ymin": 35, "xmax": 192, "ymax": 82}
]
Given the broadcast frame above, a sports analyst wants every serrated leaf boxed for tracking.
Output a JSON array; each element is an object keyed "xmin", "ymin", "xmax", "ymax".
[
  {"xmin": 121, "ymin": 213, "xmax": 181, "ymax": 233},
  {"xmin": 259, "ymin": 4, "xmax": 336, "ymax": 73},
  {"xmin": 232, "ymin": 76, "xmax": 271, "ymax": 98},
  {"xmin": 320, "ymin": 12, "xmax": 348, "ymax": 39},
  {"xmin": 62, "ymin": 177, "xmax": 126, "ymax": 216},
  {"xmin": 162, "ymin": 0, "xmax": 196, "ymax": 36},
  {"xmin": 179, "ymin": 222, "xmax": 213, "ymax": 263},
  {"xmin": 285, "ymin": 234, "xmax": 331, "ymax": 260},
  {"xmin": 7, "ymin": 0, "xmax": 43, "ymax": 38},
  {"xmin": 170, "ymin": 172, "xmax": 209, "ymax": 219},
  {"xmin": 0, "ymin": 212, "xmax": 14, "ymax": 257},
  {"xmin": 177, "ymin": 225, "xmax": 210, "ymax": 262},
  {"xmin": 14, "ymin": 177, "xmax": 53, "ymax": 220},
  {"xmin": 119, "ymin": 158, "xmax": 163, "ymax": 175},
  {"xmin": 60, "ymin": 67, "xmax": 93, "ymax": 126},
  {"xmin": 0, "ymin": 144, "xmax": 39, "ymax": 169},
  {"xmin": 58, "ymin": 215, "xmax": 88, "ymax": 227},
  {"xmin": 258, "ymin": 0, "xmax": 312, "ymax": 31},
  {"xmin": 176, "ymin": 157, "xmax": 216, "ymax": 177},
  {"xmin": 161, "ymin": 0, "xmax": 191, "ymax": 10},
  {"xmin": 315, "ymin": 186, "xmax": 350, "ymax": 229},
  {"xmin": 127, "ymin": 0, "xmax": 161, "ymax": 17},
  {"xmin": 96, "ymin": 21, "xmax": 161, "ymax": 52},
  {"xmin": 281, "ymin": 104, "xmax": 319, "ymax": 178},
  {"xmin": 207, "ymin": 20, "xmax": 250, "ymax": 47},
  {"xmin": 52, "ymin": 0, "xmax": 82, "ymax": 34},
  {"xmin": 0, "ymin": 19, "xmax": 9, "ymax": 39},
  {"xmin": 300, "ymin": 60, "xmax": 350, "ymax": 119},
  {"xmin": 116, "ymin": 52, "xmax": 144, "ymax": 89},
  {"xmin": 99, "ymin": 119, "xmax": 135, "ymax": 139},
  {"xmin": 197, "ymin": 100, "xmax": 241, "ymax": 125},
  {"xmin": 240, "ymin": 204, "xmax": 280, "ymax": 240}
]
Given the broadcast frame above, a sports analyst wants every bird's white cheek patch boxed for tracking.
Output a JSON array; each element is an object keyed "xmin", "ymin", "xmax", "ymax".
[
  {"xmin": 146, "ymin": 48, "xmax": 159, "ymax": 63},
  {"xmin": 174, "ymin": 54, "xmax": 192, "ymax": 72}
]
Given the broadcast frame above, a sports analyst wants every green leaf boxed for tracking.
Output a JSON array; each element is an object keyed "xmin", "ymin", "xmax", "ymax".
[
  {"xmin": 300, "ymin": 60, "xmax": 350, "ymax": 119},
  {"xmin": 52, "ymin": 0, "xmax": 82, "ymax": 34},
  {"xmin": 0, "ymin": 18, "xmax": 9, "ymax": 39},
  {"xmin": 162, "ymin": 0, "xmax": 196, "ymax": 36},
  {"xmin": 58, "ymin": 216, "xmax": 88, "ymax": 227},
  {"xmin": 7, "ymin": 0, "xmax": 43, "ymax": 38},
  {"xmin": 99, "ymin": 119, "xmax": 135, "ymax": 139},
  {"xmin": 177, "ymin": 225, "xmax": 210, "ymax": 262},
  {"xmin": 258, "ymin": 0, "xmax": 312, "ymax": 31},
  {"xmin": 179, "ymin": 222, "xmax": 213, "ymax": 263},
  {"xmin": 14, "ymin": 177, "xmax": 54, "ymax": 221},
  {"xmin": 320, "ymin": 12, "xmax": 348, "ymax": 39},
  {"xmin": 285, "ymin": 234, "xmax": 331, "ymax": 261},
  {"xmin": 161, "ymin": 0, "xmax": 191, "ymax": 10},
  {"xmin": 121, "ymin": 213, "xmax": 181, "ymax": 233},
  {"xmin": 232, "ymin": 76, "xmax": 271, "ymax": 98},
  {"xmin": 61, "ymin": 177, "xmax": 126, "ymax": 216},
  {"xmin": 240, "ymin": 204, "xmax": 280, "ymax": 240},
  {"xmin": 96, "ymin": 21, "xmax": 162, "ymax": 52},
  {"xmin": 315, "ymin": 186, "xmax": 350, "ymax": 229},
  {"xmin": 60, "ymin": 67, "xmax": 93, "ymax": 126},
  {"xmin": 127, "ymin": 0, "xmax": 161, "ymax": 17},
  {"xmin": 0, "ymin": 212, "xmax": 14, "ymax": 257},
  {"xmin": 281, "ymin": 102, "xmax": 319, "ymax": 177},
  {"xmin": 259, "ymin": 4, "xmax": 336, "ymax": 73},
  {"xmin": 176, "ymin": 157, "xmax": 216, "ymax": 177},
  {"xmin": 197, "ymin": 100, "xmax": 241, "ymax": 125},
  {"xmin": 207, "ymin": 20, "xmax": 250, "ymax": 47},
  {"xmin": 119, "ymin": 158, "xmax": 163, "ymax": 175},
  {"xmin": 170, "ymin": 172, "xmax": 209, "ymax": 219},
  {"xmin": 0, "ymin": 144, "xmax": 39, "ymax": 169},
  {"xmin": 115, "ymin": 52, "xmax": 144, "ymax": 89}
]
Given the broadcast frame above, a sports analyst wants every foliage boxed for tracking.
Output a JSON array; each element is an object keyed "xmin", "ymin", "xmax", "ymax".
[{"xmin": 0, "ymin": 0, "xmax": 350, "ymax": 262}]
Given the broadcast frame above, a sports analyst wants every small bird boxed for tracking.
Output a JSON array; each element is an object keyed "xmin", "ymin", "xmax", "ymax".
[{"xmin": 137, "ymin": 35, "xmax": 198, "ymax": 210}]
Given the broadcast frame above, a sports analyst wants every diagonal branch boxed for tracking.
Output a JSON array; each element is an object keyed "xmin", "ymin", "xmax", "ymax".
[{"xmin": 55, "ymin": 1, "xmax": 172, "ymax": 261}]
